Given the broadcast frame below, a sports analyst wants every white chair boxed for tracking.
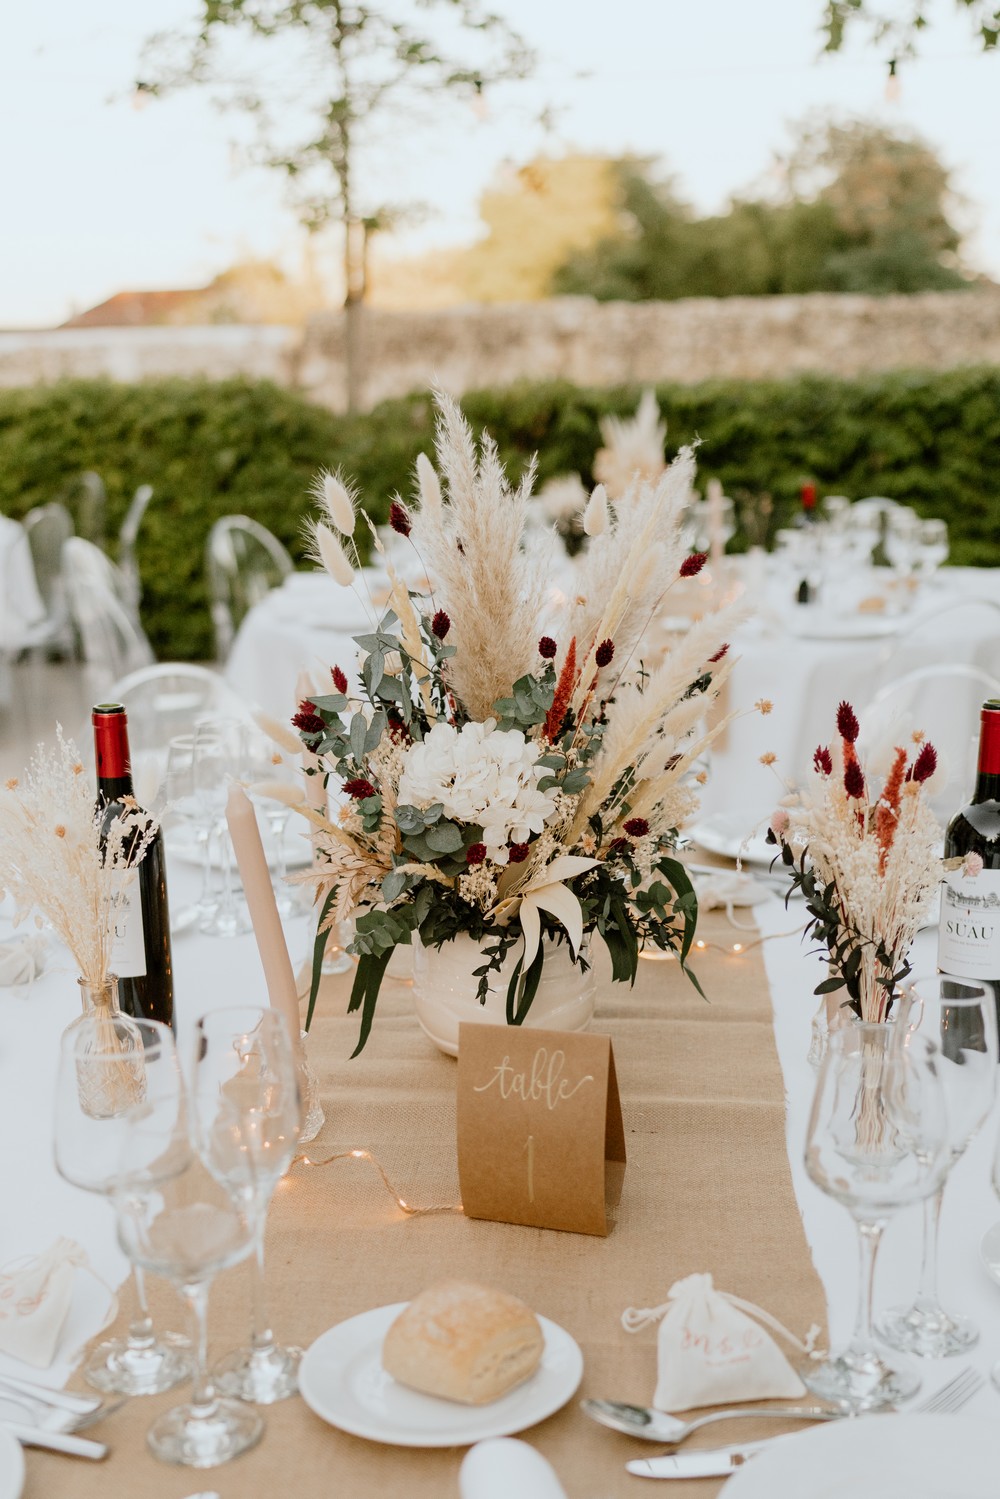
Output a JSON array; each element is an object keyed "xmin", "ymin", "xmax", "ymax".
[
  {"xmin": 863, "ymin": 663, "xmax": 1000, "ymax": 824},
  {"xmin": 118, "ymin": 484, "xmax": 154, "ymax": 609},
  {"xmin": 106, "ymin": 663, "xmax": 247, "ymax": 800},
  {"xmin": 64, "ymin": 538, "xmax": 155, "ymax": 704},
  {"xmin": 59, "ymin": 470, "xmax": 107, "ymax": 551},
  {"xmin": 207, "ymin": 516, "xmax": 294, "ymax": 664},
  {"xmin": 21, "ymin": 502, "xmax": 75, "ymax": 655}
]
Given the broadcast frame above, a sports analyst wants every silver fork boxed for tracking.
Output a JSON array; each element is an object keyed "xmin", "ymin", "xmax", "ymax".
[{"xmin": 913, "ymin": 1367, "xmax": 985, "ymax": 1414}]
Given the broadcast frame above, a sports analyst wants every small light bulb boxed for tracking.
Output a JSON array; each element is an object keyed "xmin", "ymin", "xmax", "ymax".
[
  {"xmin": 733, "ymin": 943, "xmax": 743, "ymax": 953},
  {"xmin": 695, "ymin": 939, "xmax": 706, "ymax": 950}
]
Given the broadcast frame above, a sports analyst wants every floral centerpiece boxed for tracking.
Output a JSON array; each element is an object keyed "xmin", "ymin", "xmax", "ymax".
[
  {"xmin": 289, "ymin": 393, "xmax": 742, "ymax": 1055},
  {"xmin": 767, "ymin": 701, "xmax": 948, "ymax": 1022}
]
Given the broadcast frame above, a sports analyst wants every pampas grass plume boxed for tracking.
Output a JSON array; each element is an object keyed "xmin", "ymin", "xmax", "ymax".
[
  {"xmin": 313, "ymin": 470, "xmax": 356, "ymax": 534},
  {"xmin": 315, "ymin": 523, "xmax": 355, "ymax": 587},
  {"xmin": 416, "ymin": 452, "xmax": 442, "ymax": 516}
]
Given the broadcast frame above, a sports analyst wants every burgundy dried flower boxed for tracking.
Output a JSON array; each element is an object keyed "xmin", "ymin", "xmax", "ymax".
[
  {"xmin": 813, "ymin": 745, "xmax": 833, "ymax": 776},
  {"xmin": 544, "ymin": 636, "xmax": 577, "ymax": 743},
  {"xmin": 388, "ymin": 499, "xmax": 411, "ymax": 537},
  {"xmin": 431, "ymin": 609, "xmax": 451, "ymax": 640},
  {"xmin": 623, "ymin": 817, "xmax": 650, "ymax": 838},
  {"xmin": 331, "ymin": 665, "xmax": 348, "ymax": 695},
  {"xmin": 343, "ymin": 777, "xmax": 376, "ymax": 800},
  {"xmin": 911, "ymin": 742, "xmax": 938, "ymax": 784},
  {"xmin": 837, "ymin": 700, "xmax": 860, "ymax": 744},
  {"xmin": 465, "ymin": 842, "xmax": 487, "ymax": 866},
  {"xmin": 508, "ymin": 842, "xmax": 530, "ymax": 863},
  {"xmin": 595, "ymin": 638, "xmax": 615, "ymax": 668},
  {"xmin": 844, "ymin": 761, "xmax": 865, "ymax": 799},
  {"xmin": 292, "ymin": 701, "xmax": 325, "ymax": 736},
  {"xmin": 538, "ymin": 636, "xmax": 557, "ymax": 659},
  {"xmin": 680, "ymin": 551, "xmax": 708, "ymax": 578},
  {"xmin": 607, "ymin": 837, "xmax": 633, "ymax": 858},
  {"xmin": 386, "ymin": 710, "xmax": 410, "ymax": 744},
  {"xmin": 708, "ymin": 643, "xmax": 729, "ymax": 663}
]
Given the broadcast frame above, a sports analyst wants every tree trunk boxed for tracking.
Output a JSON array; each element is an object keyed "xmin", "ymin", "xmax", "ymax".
[{"xmin": 343, "ymin": 217, "xmax": 366, "ymax": 413}]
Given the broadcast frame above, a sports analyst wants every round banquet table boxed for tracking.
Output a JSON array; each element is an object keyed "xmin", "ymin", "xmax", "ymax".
[
  {"xmin": 225, "ymin": 564, "xmax": 1000, "ymax": 827},
  {"xmin": 1, "ymin": 846, "xmax": 999, "ymax": 1497}
]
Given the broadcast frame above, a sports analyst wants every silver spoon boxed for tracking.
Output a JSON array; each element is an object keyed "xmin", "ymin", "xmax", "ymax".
[{"xmin": 580, "ymin": 1398, "xmax": 838, "ymax": 1444}]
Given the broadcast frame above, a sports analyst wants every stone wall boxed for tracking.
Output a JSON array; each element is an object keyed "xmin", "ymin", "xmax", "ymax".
[{"xmin": 3, "ymin": 289, "xmax": 999, "ymax": 411}]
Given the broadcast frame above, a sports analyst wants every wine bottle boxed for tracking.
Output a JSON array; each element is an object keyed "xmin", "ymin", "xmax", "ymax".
[
  {"xmin": 794, "ymin": 482, "xmax": 818, "ymax": 604},
  {"xmin": 93, "ymin": 704, "xmax": 174, "ymax": 1029},
  {"xmin": 938, "ymin": 700, "xmax": 1000, "ymax": 1029}
]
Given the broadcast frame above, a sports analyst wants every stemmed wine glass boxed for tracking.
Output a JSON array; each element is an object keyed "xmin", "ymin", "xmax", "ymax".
[
  {"xmin": 113, "ymin": 1100, "xmax": 262, "ymax": 1466},
  {"xmin": 165, "ymin": 734, "xmax": 216, "ymax": 932},
  {"xmin": 54, "ymin": 1015, "xmax": 192, "ymax": 1396},
  {"xmin": 801, "ymin": 1023, "xmax": 950, "ymax": 1412},
  {"xmin": 192, "ymin": 718, "xmax": 251, "ymax": 938},
  {"xmin": 878, "ymin": 974, "xmax": 997, "ymax": 1357},
  {"xmin": 243, "ymin": 725, "xmax": 296, "ymax": 918},
  {"xmin": 189, "ymin": 1007, "xmax": 303, "ymax": 1403}
]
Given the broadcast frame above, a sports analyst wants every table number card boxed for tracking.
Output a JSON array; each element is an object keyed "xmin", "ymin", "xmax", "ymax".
[{"xmin": 456, "ymin": 1023, "xmax": 627, "ymax": 1236}]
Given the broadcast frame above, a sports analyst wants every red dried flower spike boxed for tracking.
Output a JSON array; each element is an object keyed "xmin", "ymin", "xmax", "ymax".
[
  {"xmin": 538, "ymin": 636, "xmax": 557, "ymax": 659},
  {"xmin": 912, "ymin": 742, "xmax": 938, "ymax": 784},
  {"xmin": 836, "ymin": 700, "xmax": 860, "ymax": 744},
  {"xmin": 595, "ymin": 638, "xmax": 615, "ymax": 668},
  {"xmin": 708, "ymin": 643, "xmax": 729, "ymax": 663},
  {"xmin": 680, "ymin": 551, "xmax": 708, "ymax": 578},
  {"xmin": 813, "ymin": 745, "xmax": 833, "ymax": 775},
  {"xmin": 389, "ymin": 498, "xmax": 412, "ymax": 537},
  {"xmin": 465, "ymin": 842, "xmax": 487, "ymax": 866},
  {"xmin": 543, "ymin": 636, "xmax": 577, "ymax": 743},
  {"xmin": 607, "ymin": 837, "xmax": 633, "ymax": 858},
  {"xmin": 431, "ymin": 609, "xmax": 451, "ymax": 640},
  {"xmin": 623, "ymin": 817, "xmax": 649, "ymax": 837},
  {"xmin": 331, "ymin": 665, "xmax": 348, "ymax": 694},
  {"xmin": 508, "ymin": 842, "xmax": 530, "ymax": 863},
  {"xmin": 343, "ymin": 778, "xmax": 376, "ymax": 800},
  {"xmin": 844, "ymin": 761, "xmax": 865, "ymax": 799},
  {"xmin": 292, "ymin": 701, "xmax": 325, "ymax": 735},
  {"xmin": 387, "ymin": 710, "xmax": 410, "ymax": 743}
]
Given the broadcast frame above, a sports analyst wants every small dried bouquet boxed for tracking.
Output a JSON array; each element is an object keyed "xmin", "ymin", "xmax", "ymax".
[
  {"xmin": 0, "ymin": 729, "xmax": 155, "ymax": 994},
  {"xmin": 281, "ymin": 392, "xmax": 745, "ymax": 1054},
  {"xmin": 768, "ymin": 701, "xmax": 944, "ymax": 1022}
]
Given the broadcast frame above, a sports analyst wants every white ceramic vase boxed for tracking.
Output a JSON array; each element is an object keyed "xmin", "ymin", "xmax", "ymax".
[{"xmin": 411, "ymin": 932, "xmax": 596, "ymax": 1057}]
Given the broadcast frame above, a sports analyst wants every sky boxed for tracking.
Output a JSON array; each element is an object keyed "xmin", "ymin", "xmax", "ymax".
[{"xmin": 2, "ymin": 0, "xmax": 999, "ymax": 327}]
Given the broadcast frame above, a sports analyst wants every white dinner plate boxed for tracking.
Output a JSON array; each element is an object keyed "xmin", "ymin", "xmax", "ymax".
[
  {"xmin": 721, "ymin": 1414, "xmax": 997, "ymax": 1498},
  {"xmin": 979, "ymin": 1221, "xmax": 1000, "ymax": 1286},
  {"xmin": 689, "ymin": 812, "xmax": 777, "ymax": 868},
  {"xmin": 298, "ymin": 1302, "xmax": 583, "ymax": 1447},
  {"xmin": 0, "ymin": 1428, "xmax": 24, "ymax": 1499},
  {"xmin": 785, "ymin": 611, "xmax": 902, "ymax": 641}
]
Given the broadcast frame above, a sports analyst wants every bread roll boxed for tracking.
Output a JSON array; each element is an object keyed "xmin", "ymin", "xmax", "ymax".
[{"xmin": 382, "ymin": 1281, "xmax": 544, "ymax": 1405}]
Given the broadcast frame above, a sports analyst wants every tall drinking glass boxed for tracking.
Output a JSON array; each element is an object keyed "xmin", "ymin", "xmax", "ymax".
[
  {"xmin": 189, "ymin": 1007, "xmax": 303, "ymax": 1403},
  {"xmin": 802, "ymin": 1023, "xmax": 949, "ymax": 1412},
  {"xmin": 165, "ymin": 734, "xmax": 215, "ymax": 931},
  {"xmin": 114, "ymin": 1106, "xmax": 261, "ymax": 1466},
  {"xmin": 192, "ymin": 719, "xmax": 251, "ymax": 938},
  {"xmin": 878, "ymin": 975, "xmax": 996, "ymax": 1356},
  {"xmin": 54, "ymin": 1016, "xmax": 191, "ymax": 1395}
]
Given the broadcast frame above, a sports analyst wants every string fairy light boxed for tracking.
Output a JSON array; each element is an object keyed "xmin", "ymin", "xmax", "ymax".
[{"xmin": 289, "ymin": 1146, "xmax": 463, "ymax": 1217}]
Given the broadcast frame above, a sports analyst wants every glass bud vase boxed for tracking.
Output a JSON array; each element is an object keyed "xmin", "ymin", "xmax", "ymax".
[
  {"xmin": 64, "ymin": 976, "xmax": 145, "ymax": 1120},
  {"xmin": 298, "ymin": 1031, "xmax": 324, "ymax": 1144}
]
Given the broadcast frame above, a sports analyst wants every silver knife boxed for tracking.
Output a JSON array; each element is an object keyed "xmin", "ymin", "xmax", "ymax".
[
  {"xmin": 626, "ymin": 1440, "xmax": 774, "ymax": 1479},
  {"xmin": 1, "ymin": 1422, "xmax": 108, "ymax": 1460}
]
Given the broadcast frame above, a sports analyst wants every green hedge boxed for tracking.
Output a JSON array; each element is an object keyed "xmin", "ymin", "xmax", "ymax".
[{"xmin": 1, "ymin": 369, "xmax": 998, "ymax": 661}]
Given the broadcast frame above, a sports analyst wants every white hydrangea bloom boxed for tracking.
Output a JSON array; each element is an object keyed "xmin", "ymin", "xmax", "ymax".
[{"xmin": 398, "ymin": 718, "xmax": 557, "ymax": 864}]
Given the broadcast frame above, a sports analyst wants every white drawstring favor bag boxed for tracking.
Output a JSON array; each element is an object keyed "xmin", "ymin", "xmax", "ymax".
[
  {"xmin": 0, "ymin": 1238, "xmax": 115, "ymax": 1368},
  {"xmin": 623, "ymin": 1273, "xmax": 819, "ymax": 1412}
]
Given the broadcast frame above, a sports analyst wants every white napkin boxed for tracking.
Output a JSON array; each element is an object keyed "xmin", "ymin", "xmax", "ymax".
[
  {"xmin": 692, "ymin": 870, "xmax": 771, "ymax": 914},
  {"xmin": 0, "ymin": 933, "xmax": 48, "ymax": 987},
  {"xmin": 460, "ymin": 1439, "xmax": 567, "ymax": 1499},
  {"xmin": 0, "ymin": 1239, "xmax": 89, "ymax": 1368}
]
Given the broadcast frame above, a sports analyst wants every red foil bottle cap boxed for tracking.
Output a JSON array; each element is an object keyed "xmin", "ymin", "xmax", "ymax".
[
  {"xmin": 979, "ymin": 701, "xmax": 1000, "ymax": 778},
  {"xmin": 92, "ymin": 703, "xmax": 132, "ymax": 781},
  {"xmin": 800, "ymin": 483, "xmax": 817, "ymax": 510}
]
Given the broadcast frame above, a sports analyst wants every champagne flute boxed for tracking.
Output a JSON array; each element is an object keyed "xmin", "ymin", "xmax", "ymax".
[
  {"xmin": 801, "ymin": 1024, "xmax": 950, "ymax": 1411},
  {"xmin": 113, "ymin": 1104, "xmax": 262, "ymax": 1466},
  {"xmin": 54, "ymin": 1016, "xmax": 192, "ymax": 1396},
  {"xmin": 878, "ymin": 974, "xmax": 997, "ymax": 1357},
  {"xmin": 189, "ymin": 1007, "xmax": 303, "ymax": 1403}
]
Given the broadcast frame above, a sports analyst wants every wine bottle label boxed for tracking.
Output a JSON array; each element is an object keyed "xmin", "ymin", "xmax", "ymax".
[
  {"xmin": 108, "ymin": 871, "xmax": 147, "ymax": 979},
  {"xmin": 938, "ymin": 869, "xmax": 1000, "ymax": 982}
]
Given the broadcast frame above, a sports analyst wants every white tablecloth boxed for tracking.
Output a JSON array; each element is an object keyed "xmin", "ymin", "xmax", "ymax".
[{"xmin": 1, "ymin": 851, "xmax": 999, "ymax": 1425}]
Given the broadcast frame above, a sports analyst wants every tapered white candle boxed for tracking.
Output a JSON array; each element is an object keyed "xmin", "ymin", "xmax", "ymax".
[{"xmin": 226, "ymin": 783, "xmax": 303, "ymax": 1056}]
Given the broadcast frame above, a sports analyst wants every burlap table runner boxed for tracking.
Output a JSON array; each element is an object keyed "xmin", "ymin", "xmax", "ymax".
[{"xmin": 28, "ymin": 911, "xmax": 825, "ymax": 1499}]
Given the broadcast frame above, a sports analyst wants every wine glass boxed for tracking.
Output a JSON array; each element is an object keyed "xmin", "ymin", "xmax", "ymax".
[
  {"xmin": 164, "ymin": 734, "xmax": 216, "ymax": 932},
  {"xmin": 242, "ymin": 725, "xmax": 296, "ymax": 918},
  {"xmin": 54, "ymin": 1016, "xmax": 192, "ymax": 1396},
  {"xmin": 189, "ymin": 1007, "xmax": 303, "ymax": 1403},
  {"xmin": 916, "ymin": 518, "xmax": 949, "ymax": 584},
  {"xmin": 113, "ymin": 1104, "xmax": 262, "ymax": 1466},
  {"xmin": 801, "ymin": 1023, "xmax": 950, "ymax": 1412},
  {"xmin": 192, "ymin": 718, "xmax": 251, "ymax": 938},
  {"xmin": 878, "ymin": 975, "xmax": 996, "ymax": 1357}
]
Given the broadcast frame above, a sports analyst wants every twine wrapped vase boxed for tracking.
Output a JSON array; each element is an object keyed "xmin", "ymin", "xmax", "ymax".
[{"xmin": 411, "ymin": 933, "xmax": 596, "ymax": 1057}]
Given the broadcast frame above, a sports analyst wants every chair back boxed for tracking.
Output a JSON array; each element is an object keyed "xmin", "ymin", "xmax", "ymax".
[
  {"xmin": 118, "ymin": 484, "xmax": 154, "ymax": 608},
  {"xmin": 22, "ymin": 503, "xmax": 74, "ymax": 620},
  {"xmin": 206, "ymin": 515, "xmax": 294, "ymax": 662},
  {"xmin": 64, "ymin": 538, "xmax": 154, "ymax": 703},
  {"xmin": 109, "ymin": 663, "xmax": 247, "ymax": 796}
]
